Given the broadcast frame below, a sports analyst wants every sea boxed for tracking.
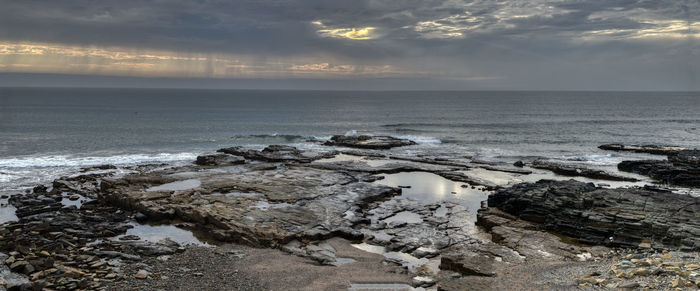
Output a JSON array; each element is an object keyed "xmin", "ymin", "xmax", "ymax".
[{"xmin": 1, "ymin": 87, "xmax": 699, "ymax": 194}]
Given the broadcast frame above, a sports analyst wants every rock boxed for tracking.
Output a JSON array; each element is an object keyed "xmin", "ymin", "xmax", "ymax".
[
  {"xmin": 217, "ymin": 145, "xmax": 336, "ymax": 163},
  {"xmin": 134, "ymin": 270, "xmax": 149, "ymax": 279},
  {"xmin": 485, "ymin": 180, "xmax": 700, "ymax": 250},
  {"xmin": 322, "ymin": 135, "xmax": 416, "ymax": 150},
  {"xmin": 118, "ymin": 235, "xmax": 141, "ymax": 241},
  {"xmin": 599, "ymin": 144, "xmax": 690, "ymax": 155},
  {"xmin": 618, "ymin": 150, "xmax": 700, "ymax": 187},
  {"xmin": 531, "ymin": 159, "xmax": 638, "ymax": 181},
  {"xmin": 440, "ymin": 247, "xmax": 497, "ymax": 277},
  {"xmin": 0, "ymin": 265, "xmax": 30, "ymax": 290},
  {"xmin": 194, "ymin": 154, "xmax": 245, "ymax": 166},
  {"xmin": 9, "ymin": 261, "xmax": 30, "ymax": 274},
  {"xmin": 513, "ymin": 160, "xmax": 525, "ymax": 167},
  {"xmin": 94, "ymin": 251, "xmax": 141, "ymax": 261},
  {"xmin": 32, "ymin": 185, "xmax": 48, "ymax": 194},
  {"xmin": 619, "ymin": 282, "xmax": 640, "ymax": 289},
  {"xmin": 134, "ymin": 212, "xmax": 148, "ymax": 222},
  {"xmin": 411, "ymin": 276, "xmax": 436, "ymax": 287}
]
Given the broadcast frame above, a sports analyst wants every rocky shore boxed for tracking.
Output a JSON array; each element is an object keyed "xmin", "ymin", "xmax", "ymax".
[
  {"xmin": 2, "ymin": 140, "xmax": 699, "ymax": 290},
  {"xmin": 598, "ymin": 144, "xmax": 700, "ymax": 187}
]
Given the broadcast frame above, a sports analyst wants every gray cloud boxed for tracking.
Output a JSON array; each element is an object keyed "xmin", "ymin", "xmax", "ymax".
[{"xmin": 0, "ymin": 0, "xmax": 697, "ymax": 90}]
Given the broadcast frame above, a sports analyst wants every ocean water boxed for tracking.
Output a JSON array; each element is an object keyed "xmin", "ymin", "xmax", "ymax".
[{"xmin": 1, "ymin": 87, "xmax": 699, "ymax": 193}]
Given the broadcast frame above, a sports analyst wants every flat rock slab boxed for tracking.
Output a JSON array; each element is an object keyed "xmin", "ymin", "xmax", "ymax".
[
  {"xmin": 102, "ymin": 164, "xmax": 400, "ymax": 245},
  {"xmin": 323, "ymin": 135, "xmax": 417, "ymax": 150}
]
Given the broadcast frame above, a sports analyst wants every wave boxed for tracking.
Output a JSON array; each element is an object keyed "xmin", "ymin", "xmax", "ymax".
[
  {"xmin": 554, "ymin": 154, "xmax": 624, "ymax": 166},
  {"xmin": 396, "ymin": 135, "xmax": 442, "ymax": 145},
  {"xmin": 230, "ymin": 134, "xmax": 307, "ymax": 142},
  {"xmin": 0, "ymin": 152, "xmax": 199, "ymax": 168}
]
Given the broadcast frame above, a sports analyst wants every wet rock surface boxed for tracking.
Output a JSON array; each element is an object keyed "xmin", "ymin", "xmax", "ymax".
[
  {"xmin": 217, "ymin": 145, "xmax": 337, "ymax": 163},
  {"xmin": 486, "ymin": 179, "xmax": 700, "ymax": 250},
  {"xmin": 600, "ymin": 144, "xmax": 693, "ymax": 155},
  {"xmin": 323, "ymin": 135, "xmax": 417, "ymax": 149},
  {"xmin": 3, "ymin": 142, "xmax": 700, "ymax": 290},
  {"xmin": 194, "ymin": 154, "xmax": 245, "ymax": 166},
  {"xmin": 618, "ymin": 149, "xmax": 700, "ymax": 187},
  {"xmin": 531, "ymin": 159, "xmax": 639, "ymax": 182}
]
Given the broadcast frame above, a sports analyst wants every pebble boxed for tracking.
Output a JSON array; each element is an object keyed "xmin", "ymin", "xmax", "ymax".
[{"xmin": 134, "ymin": 270, "xmax": 150, "ymax": 279}]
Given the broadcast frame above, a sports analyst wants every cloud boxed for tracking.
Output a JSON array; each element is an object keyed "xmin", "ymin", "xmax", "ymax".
[
  {"xmin": 0, "ymin": 0, "xmax": 697, "ymax": 90},
  {"xmin": 313, "ymin": 21, "xmax": 378, "ymax": 40}
]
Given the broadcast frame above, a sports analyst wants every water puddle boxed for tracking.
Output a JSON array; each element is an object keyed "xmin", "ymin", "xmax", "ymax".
[
  {"xmin": 0, "ymin": 199, "xmax": 18, "ymax": 224},
  {"xmin": 146, "ymin": 179, "xmax": 201, "ymax": 192},
  {"xmin": 118, "ymin": 222, "xmax": 209, "ymax": 246},
  {"xmin": 60, "ymin": 193, "xmax": 92, "ymax": 209},
  {"xmin": 373, "ymin": 172, "xmax": 488, "ymax": 213},
  {"xmin": 249, "ymin": 200, "xmax": 293, "ymax": 211},
  {"xmin": 352, "ymin": 243, "xmax": 440, "ymax": 274},
  {"xmin": 383, "ymin": 211, "xmax": 423, "ymax": 224}
]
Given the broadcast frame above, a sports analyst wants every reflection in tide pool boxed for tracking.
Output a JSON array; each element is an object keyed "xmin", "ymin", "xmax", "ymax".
[
  {"xmin": 120, "ymin": 222, "xmax": 209, "ymax": 246},
  {"xmin": 374, "ymin": 172, "xmax": 488, "ymax": 213},
  {"xmin": 0, "ymin": 202, "xmax": 18, "ymax": 224}
]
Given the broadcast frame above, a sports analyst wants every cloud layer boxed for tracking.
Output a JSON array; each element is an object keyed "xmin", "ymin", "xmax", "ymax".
[{"xmin": 0, "ymin": 0, "xmax": 697, "ymax": 90}]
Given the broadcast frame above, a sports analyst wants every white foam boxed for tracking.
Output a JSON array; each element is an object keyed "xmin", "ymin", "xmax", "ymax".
[
  {"xmin": 556, "ymin": 154, "xmax": 624, "ymax": 166},
  {"xmin": 397, "ymin": 135, "xmax": 442, "ymax": 145},
  {"xmin": 0, "ymin": 152, "xmax": 199, "ymax": 168}
]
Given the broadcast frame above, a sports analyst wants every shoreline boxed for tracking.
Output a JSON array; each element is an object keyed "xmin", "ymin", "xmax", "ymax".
[{"xmin": 1, "ymin": 137, "xmax": 699, "ymax": 290}]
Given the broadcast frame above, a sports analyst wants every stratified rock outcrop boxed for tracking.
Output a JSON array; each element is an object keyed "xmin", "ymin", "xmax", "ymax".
[
  {"xmin": 485, "ymin": 180, "xmax": 700, "ymax": 250},
  {"xmin": 217, "ymin": 145, "xmax": 336, "ymax": 163},
  {"xmin": 323, "ymin": 135, "xmax": 416, "ymax": 150},
  {"xmin": 618, "ymin": 150, "xmax": 700, "ymax": 187},
  {"xmin": 599, "ymin": 144, "xmax": 690, "ymax": 155},
  {"xmin": 531, "ymin": 159, "xmax": 638, "ymax": 182},
  {"xmin": 195, "ymin": 154, "xmax": 245, "ymax": 166}
]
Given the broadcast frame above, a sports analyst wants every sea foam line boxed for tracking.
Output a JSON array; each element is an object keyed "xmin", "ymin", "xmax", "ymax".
[{"xmin": 0, "ymin": 152, "xmax": 199, "ymax": 168}]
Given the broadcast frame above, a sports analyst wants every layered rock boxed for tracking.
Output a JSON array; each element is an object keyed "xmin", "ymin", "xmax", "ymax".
[
  {"xmin": 531, "ymin": 159, "xmax": 638, "ymax": 182},
  {"xmin": 618, "ymin": 150, "xmax": 700, "ymax": 187},
  {"xmin": 599, "ymin": 144, "xmax": 691, "ymax": 155},
  {"xmin": 485, "ymin": 180, "xmax": 700, "ymax": 250},
  {"xmin": 195, "ymin": 154, "xmax": 245, "ymax": 166},
  {"xmin": 323, "ymin": 135, "xmax": 416, "ymax": 150},
  {"xmin": 217, "ymin": 145, "xmax": 336, "ymax": 163}
]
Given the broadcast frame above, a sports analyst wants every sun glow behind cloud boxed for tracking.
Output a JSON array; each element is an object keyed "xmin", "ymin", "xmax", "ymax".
[
  {"xmin": 0, "ymin": 42, "xmax": 407, "ymax": 78},
  {"xmin": 313, "ymin": 21, "xmax": 378, "ymax": 40}
]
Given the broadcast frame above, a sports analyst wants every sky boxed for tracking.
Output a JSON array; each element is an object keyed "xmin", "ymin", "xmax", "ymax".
[{"xmin": 0, "ymin": 0, "xmax": 698, "ymax": 90}]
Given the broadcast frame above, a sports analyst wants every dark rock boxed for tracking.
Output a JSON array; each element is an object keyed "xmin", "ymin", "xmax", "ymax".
[
  {"xmin": 32, "ymin": 185, "xmax": 48, "ymax": 194},
  {"xmin": 80, "ymin": 164, "xmax": 117, "ymax": 172},
  {"xmin": 486, "ymin": 179, "xmax": 700, "ymax": 250},
  {"xmin": 194, "ymin": 154, "xmax": 245, "ymax": 166},
  {"xmin": 217, "ymin": 145, "xmax": 336, "ymax": 163},
  {"xmin": 134, "ymin": 212, "xmax": 148, "ymax": 222},
  {"xmin": 513, "ymin": 160, "xmax": 525, "ymax": 167},
  {"xmin": 531, "ymin": 159, "xmax": 638, "ymax": 181},
  {"xmin": 618, "ymin": 150, "xmax": 700, "ymax": 187},
  {"xmin": 323, "ymin": 135, "xmax": 416, "ymax": 150},
  {"xmin": 599, "ymin": 144, "xmax": 690, "ymax": 155},
  {"xmin": 440, "ymin": 248, "xmax": 497, "ymax": 277}
]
